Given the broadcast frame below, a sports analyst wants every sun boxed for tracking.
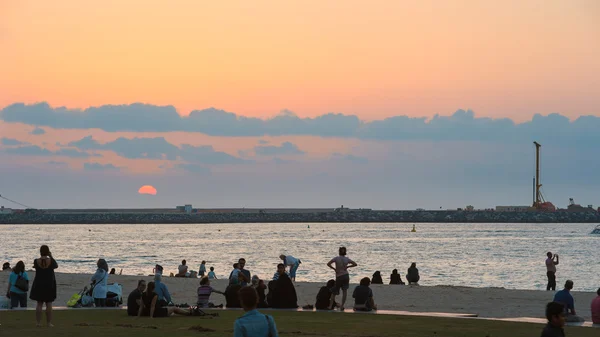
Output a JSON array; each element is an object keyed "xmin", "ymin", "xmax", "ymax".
[{"xmin": 138, "ymin": 185, "xmax": 157, "ymax": 195}]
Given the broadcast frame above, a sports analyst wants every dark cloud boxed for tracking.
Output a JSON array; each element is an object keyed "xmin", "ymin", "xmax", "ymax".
[
  {"xmin": 1, "ymin": 138, "xmax": 29, "ymax": 146},
  {"xmin": 68, "ymin": 136, "xmax": 246, "ymax": 164},
  {"xmin": 254, "ymin": 141, "xmax": 305, "ymax": 156},
  {"xmin": 83, "ymin": 162, "xmax": 120, "ymax": 171},
  {"xmin": 176, "ymin": 164, "xmax": 211, "ymax": 174},
  {"xmin": 5, "ymin": 145, "xmax": 52, "ymax": 156},
  {"xmin": 55, "ymin": 148, "xmax": 100, "ymax": 158},
  {"xmin": 2, "ymin": 103, "xmax": 600, "ymax": 146},
  {"xmin": 30, "ymin": 127, "xmax": 46, "ymax": 135},
  {"xmin": 331, "ymin": 153, "xmax": 369, "ymax": 164}
]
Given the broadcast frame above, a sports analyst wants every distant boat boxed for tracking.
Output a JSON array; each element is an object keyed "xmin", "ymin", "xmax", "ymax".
[{"xmin": 591, "ymin": 225, "xmax": 600, "ymax": 235}]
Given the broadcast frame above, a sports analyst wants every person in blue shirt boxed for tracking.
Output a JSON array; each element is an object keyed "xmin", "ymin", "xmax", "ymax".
[
  {"xmin": 90, "ymin": 259, "xmax": 109, "ymax": 307},
  {"xmin": 553, "ymin": 280, "xmax": 584, "ymax": 322},
  {"xmin": 153, "ymin": 273, "xmax": 172, "ymax": 306},
  {"xmin": 7, "ymin": 261, "xmax": 29, "ymax": 309},
  {"xmin": 234, "ymin": 286, "xmax": 279, "ymax": 337}
]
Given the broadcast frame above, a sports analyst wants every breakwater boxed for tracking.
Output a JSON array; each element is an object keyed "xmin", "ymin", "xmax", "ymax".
[{"xmin": 1, "ymin": 210, "xmax": 599, "ymax": 224}]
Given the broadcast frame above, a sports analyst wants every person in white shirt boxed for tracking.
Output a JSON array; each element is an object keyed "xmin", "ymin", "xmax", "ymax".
[
  {"xmin": 545, "ymin": 252, "xmax": 559, "ymax": 291},
  {"xmin": 279, "ymin": 254, "xmax": 301, "ymax": 282},
  {"xmin": 326, "ymin": 247, "xmax": 357, "ymax": 311}
]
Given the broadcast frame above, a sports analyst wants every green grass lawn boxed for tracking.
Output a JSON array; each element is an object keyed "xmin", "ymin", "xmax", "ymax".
[{"xmin": 0, "ymin": 309, "xmax": 595, "ymax": 337}]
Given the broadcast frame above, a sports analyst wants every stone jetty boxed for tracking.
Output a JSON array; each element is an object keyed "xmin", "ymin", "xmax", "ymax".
[{"xmin": 1, "ymin": 210, "xmax": 599, "ymax": 224}]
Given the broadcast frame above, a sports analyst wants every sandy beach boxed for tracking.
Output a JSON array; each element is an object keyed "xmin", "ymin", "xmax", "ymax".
[{"xmin": 1, "ymin": 271, "xmax": 596, "ymax": 320}]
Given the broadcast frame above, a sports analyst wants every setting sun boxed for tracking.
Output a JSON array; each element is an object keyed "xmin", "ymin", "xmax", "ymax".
[{"xmin": 138, "ymin": 185, "xmax": 157, "ymax": 195}]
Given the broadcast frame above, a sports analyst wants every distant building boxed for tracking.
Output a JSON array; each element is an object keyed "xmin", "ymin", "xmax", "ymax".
[
  {"xmin": 465, "ymin": 205, "xmax": 474, "ymax": 211},
  {"xmin": 0, "ymin": 206, "xmax": 13, "ymax": 215},
  {"xmin": 495, "ymin": 206, "xmax": 532, "ymax": 212}
]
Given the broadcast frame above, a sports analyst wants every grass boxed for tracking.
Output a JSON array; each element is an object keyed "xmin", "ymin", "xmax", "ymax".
[{"xmin": 0, "ymin": 309, "xmax": 596, "ymax": 337}]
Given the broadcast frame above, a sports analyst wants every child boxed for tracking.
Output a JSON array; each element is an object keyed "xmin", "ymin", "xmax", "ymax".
[
  {"xmin": 234, "ymin": 286, "xmax": 279, "ymax": 337},
  {"xmin": 197, "ymin": 277, "xmax": 225, "ymax": 308},
  {"xmin": 541, "ymin": 302, "xmax": 565, "ymax": 337},
  {"xmin": 208, "ymin": 266, "xmax": 217, "ymax": 280},
  {"xmin": 352, "ymin": 277, "xmax": 377, "ymax": 311},
  {"xmin": 199, "ymin": 261, "xmax": 206, "ymax": 277}
]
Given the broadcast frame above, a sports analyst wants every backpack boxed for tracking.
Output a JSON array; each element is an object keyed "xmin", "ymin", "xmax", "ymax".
[{"xmin": 15, "ymin": 273, "xmax": 29, "ymax": 292}]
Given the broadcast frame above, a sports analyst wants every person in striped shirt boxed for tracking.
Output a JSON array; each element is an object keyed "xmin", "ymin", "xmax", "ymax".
[
  {"xmin": 272, "ymin": 264, "xmax": 289, "ymax": 281},
  {"xmin": 196, "ymin": 277, "xmax": 225, "ymax": 308}
]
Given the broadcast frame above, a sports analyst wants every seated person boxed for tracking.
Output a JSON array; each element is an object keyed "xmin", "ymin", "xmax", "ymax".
[
  {"xmin": 255, "ymin": 279, "xmax": 268, "ymax": 308},
  {"xmin": 541, "ymin": 302, "xmax": 565, "ymax": 337},
  {"xmin": 353, "ymin": 277, "xmax": 377, "ymax": 312},
  {"xmin": 176, "ymin": 259, "xmax": 189, "ymax": 277},
  {"xmin": 269, "ymin": 272, "xmax": 298, "ymax": 309},
  {"xmin": 109, "ymin": 268, "xmax": 116, "ymax": 275},
  {"xmin": 315, "ymin": 279, "xmax": 338, "ymax": 310},
  {"xmin": 2, "ymin": 262, "xmax": 11, "ymax": 271},
  {"xmin": 127, "ymin": 280, "xmax": 146, "ymax": 316},
  {"xmin": 138, "ymin": 282, "xmax": 190, "ymax": 317},
  {"xmin": 197, "ymin": 277, "xmax": 225, "ymax": 308},
  {"xmin": 234, "ymin": 286, "xmax": 279, "ymax": 337},
  {"xmin": 153, "ymin": 273, "xmax": 172, "ymax": 307},
  {"xmin": 406, "ymin": 263, "xmax": 420, "ymax": 285},
  {"xmin": 371, "ymin": 271, "xmax": 383, "ymax": 285},
  {"xmin": 225, "ymin": 284, "xmax": 243, "ymax": 308},
  {"xmin": 592, "ymin": 287, "xmax": 600, "ymax": 325},
  {"xmin": 553, "ymin": 280, "xmax": 585, "ymax": 322},
  {"xmin": 390, "ymin": 269, "xmax": 405, "ymax": 285},
  {"xmin": 273, "ymin": 264, "xmax": 290, "ymax": 281}
]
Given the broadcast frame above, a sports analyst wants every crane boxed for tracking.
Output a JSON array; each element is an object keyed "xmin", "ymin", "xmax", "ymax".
[{"xmin": 532, "ymin": 142, "xmax": 555, "ymax": 211}]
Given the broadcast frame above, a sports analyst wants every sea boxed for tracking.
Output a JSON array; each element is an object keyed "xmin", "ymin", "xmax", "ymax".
[{"xmin": 1, "ymin": 223, "xmax": 598, "ymax": 291}]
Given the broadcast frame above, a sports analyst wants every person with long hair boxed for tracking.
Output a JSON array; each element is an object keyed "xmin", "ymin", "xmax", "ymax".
[
  {"xmin": 29, "ymin": 245, "xmax": 58, "ymax": 327},
  {"xmin": 91, "ymin": 259, "xmax": 109, "ymax": 307},
  {"xmin": 7, "ymin": 260, "xmax": 29, "ymax": 308},
  {"xmin": 137, "ymin": 282, "xmax": 190, "ymax": 318}
]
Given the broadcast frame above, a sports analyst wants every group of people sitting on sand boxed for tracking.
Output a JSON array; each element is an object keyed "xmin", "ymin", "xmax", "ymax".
[{"xmin": 370, "ymin": 263, "xmax": 420, "ymax": 285}]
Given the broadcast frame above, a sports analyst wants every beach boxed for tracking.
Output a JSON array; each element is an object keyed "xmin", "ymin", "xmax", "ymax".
[{"xmin": 1, "ymin": 271, "xmax": 596, "ymax": 321}]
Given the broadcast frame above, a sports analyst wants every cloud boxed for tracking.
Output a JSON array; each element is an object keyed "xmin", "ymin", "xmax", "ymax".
[
  {"xmin": 1, "ymin": 137, "xmax": 29, "ymax": 146},
  {"xmin": 68, "ymin": 136, "xmax": 246, "ymax": 164},
  {"xmin": 3, "ymin": 103, "xmax": 600, "ymax": 148},
  {"xmin": 331, "ymin": 153, "xmax": 369, "ymax": 164},
  {"xmin": 254, "ymin": 141, "xmax": 305, "ymax": 156},
  {"xmin": 176, "ymin": 164, "xmax": 211, "ymax": 174},
  {"xmin": 30, "ymin": 127, "xmax": 46, "ymax": 135},
  {"xmin": 46, "ymin": 161, "xmax": 68, "ymax": 168},
  {"xmin": 5, "ymin": 145, "xmax": 52, "ymax": 156},
  {"xmin": 55, "ymin": 148, "xmax": 100, "ymax": 158},
  {"xmin": 258, "ymin": 139, "xmax": 270, "ymax": 145},
  {"xmin": 83, "ymin": 162, "xmax": 120, "ymax": 171}
]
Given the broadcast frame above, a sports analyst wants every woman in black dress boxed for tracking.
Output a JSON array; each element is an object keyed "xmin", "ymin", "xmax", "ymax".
[{"xmin": 29, "ymin": 245, "xmax": 58, "ymax": 327}]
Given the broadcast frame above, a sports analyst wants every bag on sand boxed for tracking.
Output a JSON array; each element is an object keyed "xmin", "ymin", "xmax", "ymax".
[
  {"xmin": 15, "ymin": 274, "xmax": 29, "ymax": 292},
  {"xmin": 67, "ymin": 292, "xmax": 82, "ymax": 307},
  {"xmin": 81, "ymin": 294, "xmax": 95, "ymax": 307}
]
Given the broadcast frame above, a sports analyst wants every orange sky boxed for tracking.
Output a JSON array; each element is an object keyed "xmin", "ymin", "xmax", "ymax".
[{"xmin": 1, "ymin": 0, "xmax": 599, "ymax": 121}]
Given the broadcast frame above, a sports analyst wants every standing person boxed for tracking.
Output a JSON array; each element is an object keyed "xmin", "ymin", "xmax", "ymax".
[
  {"xmin": 326, "ymin": 246, "xmax": 357, "ymax": 311},
  {"xmin": 546, "ymin": 252, "xmax": 559, "ymax": 291},
  {"xmin": 233, "ymin": 286, "xmax": 279, "ymax": 337},
  {"xmin": 7, "ymin": 261, "xmax": 29, "ymax": 309},
  {"xmin": 208, "ymin": 267, "xmax": 217, "ymax": 280},
  {"xmin": 238, "ymin": 258, "xmax": 251, "ymax": 286},
  {"xmin": 591, "ymin": 288, "xmax": 600, "ymax": 325},
  {"xmin": 91, "ymin": 259, "xmax": 109, "ymax": 307},
  {"xmin": 199, "ymin": 261, "xmax": 207, "ymax": 278},
  {"xmin": 29, "ymin": 245, "xmax": 58, "ymax": 327},
  {"xmin": 279, "ymin": 254, "xmax": 301, "ymax": 282},
  {"xmin": 126, "ymin": 280, "xmax": 146, "ymax": 316},
  {"xmin": 406, "ymin": 263, "xmax": 420, "ymax": 285},
  {"xmin": 553, "ymin": 280, "xmax": 585, "ymax": 322},
  {"xmin": 541, "ymin": 302, "xmax": 566, "ymax": 337}
]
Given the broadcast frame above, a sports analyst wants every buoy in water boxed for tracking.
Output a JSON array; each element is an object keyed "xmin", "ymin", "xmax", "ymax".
[
  {"xmin": 411, "ymin": 224, "xmax": 416, "ymax": 232},
  {"xmin": 308, "ymin": 225, "xmax": 310, "ymax": 229}
]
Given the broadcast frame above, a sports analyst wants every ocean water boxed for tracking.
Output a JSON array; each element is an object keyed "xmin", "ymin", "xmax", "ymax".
[{"xmin": 1, "ymin": 223, "xmax": 598, "ymax": 291}]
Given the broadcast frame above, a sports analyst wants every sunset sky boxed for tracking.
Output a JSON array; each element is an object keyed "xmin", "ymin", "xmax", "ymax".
[{"xmin": 1, "ymin": 1, "xmax": 599, "ymax": 209}]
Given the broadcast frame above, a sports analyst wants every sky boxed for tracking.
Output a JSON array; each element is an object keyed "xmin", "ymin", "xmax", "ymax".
[{"xmin": 0, "ymin": 1, "xmax": 599, "ymax": 209}]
